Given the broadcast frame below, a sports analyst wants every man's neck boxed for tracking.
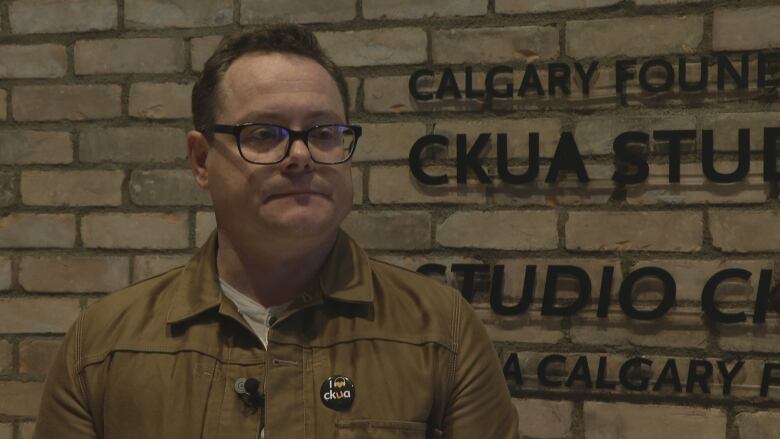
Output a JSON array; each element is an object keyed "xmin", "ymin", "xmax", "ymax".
[{"xmin": 215, "ymin": 228, "xmax": 338, "ymax": 308}]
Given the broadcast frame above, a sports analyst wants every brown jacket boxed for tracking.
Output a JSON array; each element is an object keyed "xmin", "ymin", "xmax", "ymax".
[{"xmin": 34, "ymin": 230, "xmax": 519, "ymax": 439}]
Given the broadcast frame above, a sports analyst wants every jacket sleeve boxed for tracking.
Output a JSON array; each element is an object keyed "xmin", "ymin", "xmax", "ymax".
[
  {"xmin": 34, "ymin": 314, "xmax": 97, "ymax": 439},
  {"xmin": 441, "ymin": 295, "xmax": 519, "ymax": 439}
]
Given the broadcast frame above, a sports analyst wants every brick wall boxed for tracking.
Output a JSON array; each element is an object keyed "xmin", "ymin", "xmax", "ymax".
[{"xmin": 1, "ymin": 0, "xmax": 780, "ymax": 438}]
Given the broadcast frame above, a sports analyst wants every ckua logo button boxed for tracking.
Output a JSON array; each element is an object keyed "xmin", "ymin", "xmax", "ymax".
[{"xmin": 320, "ymin": 375, "xmax": 355, "ymax": 410}]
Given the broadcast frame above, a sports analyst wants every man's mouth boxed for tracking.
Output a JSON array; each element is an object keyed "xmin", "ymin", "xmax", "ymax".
[{"xmin": 265, "ymin": 191, "xmax": 328, "ymax": 202}]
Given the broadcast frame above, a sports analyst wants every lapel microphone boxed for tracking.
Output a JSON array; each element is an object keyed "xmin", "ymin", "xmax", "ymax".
[{"xmin": 235, "ymin": 377, "xmax": 265, "ymax": 408}]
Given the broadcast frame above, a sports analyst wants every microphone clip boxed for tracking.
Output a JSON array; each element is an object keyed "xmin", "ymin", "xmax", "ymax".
[{"xmin": 235, "ymin": 377, "xmax": 265, "ymax": 408}]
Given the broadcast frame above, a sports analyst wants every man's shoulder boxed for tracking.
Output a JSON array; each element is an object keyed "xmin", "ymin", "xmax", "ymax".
[
  {"xmin": 364, "ymin": 258, "xmax": 465, "ymax": 344},
  {"xmin": 368, "ymin": 257, "xmax": 458, "ymax": 305},
  {"xmin": 76, "ymin": 264, "xmax": 187, "ymax": 354}
]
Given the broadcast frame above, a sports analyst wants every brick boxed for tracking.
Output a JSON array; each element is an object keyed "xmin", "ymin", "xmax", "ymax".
[
  {"xmin": 133, "ymin": 254, "xmax": 191, "ymax": 282},
  {"xmin": 498, "ymin": 0, "xmax": 620, "ymax": 13},
  {"xmin": 0, "ymin": 44, "xmax": 67, "ymax": 78},
  {"xmin": 240, "ymin": 0, "xmax": 354, "ymax": 24},
  {"xmin": 571, "ymin": 313, "xmax": 708, "ymax": 348},
  {"xmin": 125, "ymin": 0, "xmax": 232, "ymax": 28},
  {"xmin": 75, "ymin": 38, "xmax": 185, "ymax": 74},
  {"xmin": 21, "ymin": 170, "xmax": 124, "ymax": 207},
  {"xmin": 0, "ymin": 256, "xmax": 10, "ymax": 291},
  {"xmin": 626, "ymin": 162, "xmax": 768, "ymax": 205},
  {"xmin": 0, "ymin": 381, "xmax": 44, "ymax": 416},
  {"xmin": 0, "ymin": 339, "xmax": 12, "ymax": 375},
  {"xmin": 735, "ymin": 411, "xmax": 780, "ymax": 438},
  {"xmin": 567, "ymin": 15, "xmax": 704, "ymax": 58},
  {"xmin": 346, "ymin": 77, "xmax": 359, "ymax": 114},
  {"xmin": 0, "ymin": 298, "xmax": 80, "ymax": 334},
  {"xmin": 0, "ymin": 130, "xmax": 72, "ymax": 164},
  {"xmin": 566, "ymin": 211, "xmax": 702, "ymax": 252},
  {"xmin": 9, "ymin": 0, "xmax": 117, "ymax": 34},
  {"xmin": 433, "ymin": 27, "xmax": 559, "ymax": 64},
  {"xmin": 79, "ymin": 126, "xmax": 187, "ymax": 163},
  {"xmin": 0, "ymin": 214, "xmax": 76, "ymax": 248},
  {"xmin": 0, "ymin": 90, "xmax": 6, "ymax": 120},
  {"xmin": 478, "ymin": 307, "xmax": 565, "ymax": 344},
  {"xmin": 584, "ymin": 402, "xmax": 725, "ymax": 438},
  {"xmin": 191, "ymin": 35, "xmax": 223, "ymax": 72},
  {"xmin": 492, "ymin": 163, "xmax": 615, "ymax": 206},
  {"xmin": 437, "ymin": 210, "xmax": 558, "ymax": 250},
  {"xmin": 0, "ymin": 424, "xmax": 11, "ymax": 439},
  {"xmin": 129, "ymin": 170, "xmax": 212, "ymax": 206},
  {"xmin": 632, "ymin": 259, "xmax": 770, "ymax": 302},
  {"xmin": 20, "ymin": 256, "xmax": 129, "ymax": 293},
  {"xmin": 196, "ymin": 211, "xmax": 216, "ymax": 247},
  {"xmin": 19, "ymin": 423, "xmax": 35, "ymax": 439},
  {"xmin": 353, "ymin": 123, "xmax": 427, "ymax": 162},
  {"xmin": 574, "ymin": 115, "xmax": 696, "ymax": 155},
  {"xmin": 364, "ymin": 76, "xmax": 422, "ymax": 113},
  {"xmin": 129, "ymin": 82, "xmax": 193, "ymax": 119},
  {"xmin": 512, "ymin": 399, "xmax": 572, "ymax": 438},
  {"xmin": 13, "ymin": 85, "xmax": 121, "ymax": 121},
  {"xmin": 19, "ymin": 338, "xmax": 61, "ymax": 377},
  {"xmin": 342, "ymin": 211, "xmax": 430, "ymax": 250},
  {"xmin": 711, "ymin": 210, "xmax": 780, "ymax": 252},
  {"xmin": 351, "ymin": 168, "xmax": 362, "ymax": 205},
  {"xmin": 433, "ymin": 118, "xmax": 562, "ymax": 158},
  {"xmin": 82, "ymin": 213, "xmax": 189, "ymax": 249},
  {"xmin": 317, "ymin": 29, "xmax": 426, "ymax": 67},
  {"xmin": 0, "ymin": 173, "xmax": 15, "ymax": 208},
  {"xmin": 636, "ymin": 0, "xmax": 707, "ymax": 4},
  {"xmin": 702, "ymin": 112, "xmax": 780, "ymax": 152},
  {"xmin": 713, "ymin": 7, "xmax": 780, "ymax": 51},
  {"xmin": 363, "ymin": 0, "xmax": 485, "ymax": 19},
  {"xmin": 369, "ymin": 166, "xmax": 486, "ymax": 204}
]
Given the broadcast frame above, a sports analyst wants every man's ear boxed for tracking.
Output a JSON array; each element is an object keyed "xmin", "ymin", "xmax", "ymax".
[{"xmin": 187, "ymin": 130, "xmax": 211, "ymax": 189}]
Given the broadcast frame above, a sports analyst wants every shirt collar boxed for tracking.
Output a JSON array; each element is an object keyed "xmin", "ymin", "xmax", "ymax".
[{"xmin": 165, "ymin": 227, "xmax": 374, "ymax": 325}]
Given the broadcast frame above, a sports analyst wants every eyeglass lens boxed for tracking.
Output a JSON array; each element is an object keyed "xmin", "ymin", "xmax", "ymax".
[{"xmin": 238, "ymin": 124, "xmax": 356, "ymax": 164}]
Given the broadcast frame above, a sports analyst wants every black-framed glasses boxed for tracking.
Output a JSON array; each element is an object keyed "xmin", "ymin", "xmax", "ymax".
[{"xmin": 210, "ymin": 123, "xmax": 362, "ymax": 165}]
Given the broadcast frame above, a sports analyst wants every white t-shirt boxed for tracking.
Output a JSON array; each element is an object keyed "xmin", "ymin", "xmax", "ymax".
[
  {"xmin": 219, "ymin": 277, "xmax": 289, "ymax": 439},
  {"xmin": 218, "ymin": 276, "xmax": 288, "ymax": 348}
]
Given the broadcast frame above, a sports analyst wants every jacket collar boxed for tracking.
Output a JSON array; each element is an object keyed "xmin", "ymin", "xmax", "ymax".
[{"xmin": 166, "ymin": 228, "xmax": 374, "ymax": 325}]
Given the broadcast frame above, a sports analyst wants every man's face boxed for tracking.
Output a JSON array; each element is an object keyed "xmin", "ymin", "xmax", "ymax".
[{"xmin": 200, "ymin": 52, "xmax": 353, "ymax": 241}]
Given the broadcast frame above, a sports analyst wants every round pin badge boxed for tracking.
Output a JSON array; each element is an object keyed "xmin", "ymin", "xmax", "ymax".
[{"xmin": 320, "ymin": 375, "xmax": 355, "ymax": 410}]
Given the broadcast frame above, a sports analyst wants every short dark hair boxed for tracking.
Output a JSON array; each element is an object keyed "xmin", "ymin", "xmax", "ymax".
[{"xmin": 191, "ymin": 24, "xmax": 350, "ymax": 136}]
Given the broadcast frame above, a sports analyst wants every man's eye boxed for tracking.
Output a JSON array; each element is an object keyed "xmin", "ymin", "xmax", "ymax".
[{"xmin": 247, "ymin": 128, "xmax": 281, "ymax": 142}]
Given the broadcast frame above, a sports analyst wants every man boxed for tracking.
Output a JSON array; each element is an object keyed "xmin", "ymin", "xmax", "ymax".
[{"xmin": 34, "ymin": 24, "xmax": 519, "ymax": 438}]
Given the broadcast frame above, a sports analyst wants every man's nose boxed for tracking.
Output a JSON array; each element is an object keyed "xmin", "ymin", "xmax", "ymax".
[{"xmin": 283, "ymin": 137, "xmax": 314, "ymax": 170}]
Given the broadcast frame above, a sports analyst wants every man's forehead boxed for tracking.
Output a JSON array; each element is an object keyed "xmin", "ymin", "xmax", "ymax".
[
  {"xmin": 223, "ymin": 52, "xmax": 335, "ymax": 90},
  {"xmin": 218, "ymin": 51, "xmax": 344, "ymax": 119}
]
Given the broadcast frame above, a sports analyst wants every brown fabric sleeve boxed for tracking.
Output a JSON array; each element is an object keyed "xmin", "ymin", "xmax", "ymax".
[{"xmin": 34, "ymin": 314, "xmax": 98, "ymax": 439}]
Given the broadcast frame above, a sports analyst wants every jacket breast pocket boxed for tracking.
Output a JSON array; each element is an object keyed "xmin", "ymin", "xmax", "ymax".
[{"xmin": 335, "ymin": 420, "xmax": 433, "ymax": 439}]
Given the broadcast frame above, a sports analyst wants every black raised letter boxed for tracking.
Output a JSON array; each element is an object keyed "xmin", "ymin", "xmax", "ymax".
[
  {"xmin": 409, "ymin": 135, "xmax": 448, "ymax": 185},
  {"xmin": 497, "ymin": 133, "xmax": 539, "ymax": 184},
  {"xmin": 541, "ymin": 265, "xmax": 591, "ymax": 316},
  {"xmin": 612, "ymin": 131, "xmax": 650, "ymax": 184},
  {"xmin": 491, "ymin": 264, "xmax": 535, "ymax": 316},
  {"xmin": 409, "ymin": 69, "xmax": 434, "ymax": 101},
  {"xmin": 538, "ymin": 354, "xmax": 566, "ymax": 387},
  {"xmin": 701, "ymin": 268, "xmax": 750, "ymax": 323},
  {"xmin": 619, "ymin": 267, "xmax": 676, "ymax": 320},
  {"xmin": 702, "ymin": 129, "xmax": 750, "ymax": 183},
  {"xmin": 545, "ymin": 132, "xmax": 589, "ymax": 183}
]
